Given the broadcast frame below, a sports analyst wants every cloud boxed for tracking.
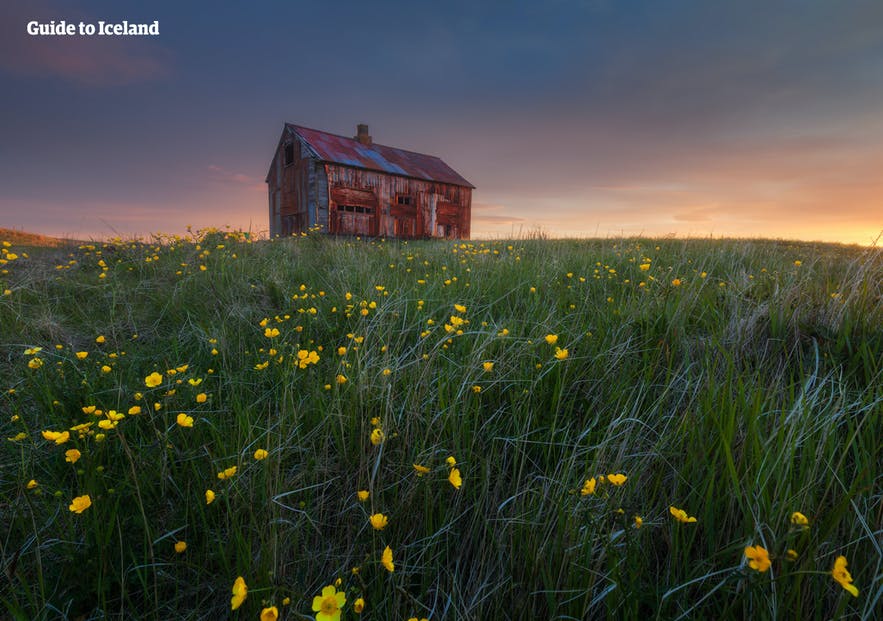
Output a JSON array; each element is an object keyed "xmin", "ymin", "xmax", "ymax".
[
  {"xmin": 0, "ymin": 1, "xmax": 169, "ymax": 85},
  {"xmin": 207, "ymin": 165, "xmax": 265, "ymax": 193},
  {"xmin": 471, "ymin": 202, "xmax": 527, "ymax": 226}
]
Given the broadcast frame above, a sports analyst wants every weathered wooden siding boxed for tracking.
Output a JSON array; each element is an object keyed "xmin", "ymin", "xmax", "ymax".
[{"xmin": 323, "ymin": 164, "xmax": 471, "ymax": 239}]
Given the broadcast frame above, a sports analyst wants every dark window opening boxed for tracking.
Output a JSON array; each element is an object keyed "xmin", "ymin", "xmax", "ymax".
[
  {"xmin": 339, "ymin": 205, "xmax": 374, "ymax": 214},
  {"xmin": 284, "ymin": 143, "xmax": 294, "ymax": 166},
  {"xmin": 396, "ymin": 195, "xmax": 413, "ymax": 206}
]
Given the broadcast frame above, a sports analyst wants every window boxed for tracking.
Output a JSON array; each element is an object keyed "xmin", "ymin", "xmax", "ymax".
[
  {"xmin": 284, "ymin": 142, "xmax": 294, "ymax": 166},
  {"xmin": 339, "ymin": 205, "xmax": 374, "ymax": 214},
  {"xmin": 396, "ymin": 195, "xmax": 413, "ymax": 206}
]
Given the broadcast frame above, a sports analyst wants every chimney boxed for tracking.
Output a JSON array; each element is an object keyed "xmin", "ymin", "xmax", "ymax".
[{"xmin": 355, "ymin": 124, "xmax": 372, "ymax": 145}]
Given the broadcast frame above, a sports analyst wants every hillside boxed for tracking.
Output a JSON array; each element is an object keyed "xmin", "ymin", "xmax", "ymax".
[{"xmin": 0, "ymin": 231, "xmax": 880, "ymax": 620}]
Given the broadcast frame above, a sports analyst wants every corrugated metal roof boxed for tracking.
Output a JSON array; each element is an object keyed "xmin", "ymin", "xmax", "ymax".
[{"xmin": 286, "ymin": 123, "xmax": 474, "ymax": 188}]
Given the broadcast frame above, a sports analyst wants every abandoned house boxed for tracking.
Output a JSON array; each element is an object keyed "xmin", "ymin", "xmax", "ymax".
[{"xmin": 266, "ymin": 123, "xmax": 474, "ymax": 239}]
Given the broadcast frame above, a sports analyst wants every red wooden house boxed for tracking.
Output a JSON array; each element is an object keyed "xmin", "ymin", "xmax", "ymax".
[{"xmin": 266, "ymin": 123, "xmax": 474, "ymax": 238}]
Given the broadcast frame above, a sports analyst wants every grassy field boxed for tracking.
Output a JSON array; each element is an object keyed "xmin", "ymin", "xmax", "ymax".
[{"xmin": 1, "ymin": 230, "xmax": 880, "ymax": 620}]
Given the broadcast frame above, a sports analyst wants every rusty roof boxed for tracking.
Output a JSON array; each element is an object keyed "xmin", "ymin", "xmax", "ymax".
[{"xmin": 285, "ymin": 123, "xmax": 474, "ymax": 188}]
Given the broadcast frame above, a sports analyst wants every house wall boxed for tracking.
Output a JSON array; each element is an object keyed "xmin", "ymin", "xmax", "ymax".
[{"xmin": 324, "ymin": 164, "xmax": 471, "ymax": 239}]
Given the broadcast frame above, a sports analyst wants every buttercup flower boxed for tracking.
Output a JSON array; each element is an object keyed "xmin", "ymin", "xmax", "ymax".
[
  {"xmin": 831, "ymin": 556, "xmax": 859, "ymax": 597},
  {"xmin": 369, "ymin": 513, "xmax": 388, "ymax": 530},
  {"xmin": 69, "ymin": 494, "xmax": 92, "ymax": 514},
  {"xmin": 482, "ymin": 361, "xmax": 494, "ymax": 372},
  {"xmin": 744, "ymin": 545, "xmax": 771, "ymax": 572},
  {"xmin": 607, "ymin": 473, "xmax": 627, "ymax": 486},
  {"xmin": 353, "ymin": 597, "xmax": 365, "ymax": 613},
  {"xmin": 381, "ymin": 545, "xmax": 395, "ymax": 572},
  {"xmin": 448, "ymin": 468, "xmax": 462, "ymax": 489},
  {"xmin": 175, "ymin": 541, "xmax": 187, "ymax": 553},
  {"xmin": 264, "ymin": 327, "xmax": 280, "ymax": 338},
  {"xmin": 27, "ymin": 479, "xmax": 38, "ymax": 489},
  {"xmin": 231, "ymin": 576, "xmax": 247, "ymax": 610},
  {"xmin": 260, "ymin": 606, "xmax": 278, "ymax": 621},
  {"xmin": 413, "ymin": 463, "xmax": 430, "ymax": 476},
  {"xmin": 554, "ymin": 347, "xmax": 569, "ymax": 360},
  {"xmin": 357, "ymin": 490, "xmax": 369, "ymax": 502},
  {"xmin": 580, "ymin": 477, "xmax": 597, "ymax": 496},
  {"xmin": 634, "ymin": 515, "xmax": 643, "ymax": 528},
  {"xmin": 176, "ymin": 413, "xmax": 194, "ymax": 428},
  {"xmin": 669, "ymin": 506, "xmax": 697, "ymax": 523},
  {"xmin": 217, "ymin": 466, "xmax": 237, "ymax": 480},
  {"xmin": 145, "ymin": 372, "xmax": 163, "ymax": 388},
  {"xmin": 370, "ymin": 428, "xmax": 384, "ymax": 446},
  {"xmin": 545, "ymin": 334, "xmax": 558, "ymax": 345},
  {"xmin": 312, "ymin": 584, "xmax": 346, "ymax": 621},
  {"xmin": 254, "ymin": 448, "xmax": 268, "ymax": 460},
  {"xmin": 75, "ymin": 351, "xmax": 88, "ymax": 360},
  {"xmin": 205, "ymin": 489, "xmax": 216, "ymax": 505},
  {"xmin": 65, "ymin": 449, "xmax": 82, "ymax": 463},
  {"xmin": 790, "ymin": 511, "xmax": 809, "ymax": 527},
  {"xmin": 195, "ymin": 393, "xmax": 207, "ymax": 403}
]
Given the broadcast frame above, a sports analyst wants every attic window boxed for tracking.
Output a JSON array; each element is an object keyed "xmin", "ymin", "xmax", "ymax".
[
  {"xmin": 284, "ymin": 142, "xmax": 294, "ymax": 166},
  {"xmin": 396, "ymin": 195, "xmax": 413, "ymax": 206}
]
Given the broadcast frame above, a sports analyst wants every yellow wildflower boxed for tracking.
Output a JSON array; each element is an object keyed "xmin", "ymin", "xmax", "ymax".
[
  {"xmin": 231, "ymin": 576, "xmax": 247, "ymax": 610},
  {"xmin": 448, "ymin": 468, "xmax": 462, "ymax": 489},
  {"xmin": 369, "ymin": 513, "xmax": 389, "ymax": 530},
  {"xmin": 353, "ymin": 597, "xmax": 365, "ymax": 613},
  {"xmin": 312, "ymin": 584, "xmax": 346, "ymax": 621},
  {"xmin": 336, "ymin": 374, "xmax": 347, "ymax": 384},
  {"xmin": 260, "ymin": 606, "xmax": 278, "ymax": 621},
  {"xmin": 65, "ymin": 449, "xmax": 82, "ymax": 463},
  {"xmin": 217, "ymin": 466, "xmax": 237, "ymax": 480},
  {"xmin": 744, "ymin": 545, "xmax": 771, "ymax": 572},
  {"xmin": 381, "ymin": 545, "xmax": 395, "ymax": 572},
  {"xmin": 454, "ymin": 304, "xmax": 467, "ymax": 313},
  {"xmin": 446, "ymin": 456, "xmax": 457, "ymax": 467},
  {"xmin": 42, "ymin": 430, "xmax": 70, "ymax": 445},
  {"xmin": 790, "ymin": 511, "xmax": 809, "ymax": 527},
  {"xmin": 176, "ymin": 413, "xmax": 194, "ymax": 428},
  {"xmin": 145, "ymin": 372, "xmax": 163, "ymax": 387},
  {"xmin": 174, "ymin": 541, "xmax": 187, "ymax": 553},
  {"xmin": 607, "ymin": 473, "xmax": 627, "ymax": 486},
  {"xmin": 264, "ymin": 327, "xmax": 280, "ymax": 338},
  {"xmin": 370, "ymin": 428, "xmax": 384, "ymax": 445},
  {"xmin": 128, "ymin": 405, "xmax": 141, "ymax": 415},
  {"xmin": 28, "ymin": 358, "xmax": 43, "ymax": 369},
  {"xmin": 554, "ymin": 347, "xmax": 569, "ymax": 360},
  {"xmin": 205, "ymin": 489, "xmax": 216, "ymax": 505},
  {"xmin": 482, "ymin": 361, "xmax": 494, "ymax": 373},
  {"xmin": 634, "ymin": 515, "xmax": 643, "ymax": 528},
  {"xmin": 69, "ymin": 494, "xmax": 92, "ymax": 514},
  {"xmin": 27, "ymin": 479, "xmax": 38, "ymax": 489},
  {"xmin": 75, "ymin": 351, "xmax": 89, "ymax": 360},
  {"xmin": 95, "ymin": 335, "xmax": 105, "ymax": 344},
  {"xmin": 671, "ymin": 278, "xmax": 682, "ymax": 286},
  {"xmin": 253, "ymin": 448, "xmax": 268, "ymax": 460},
  {"xmin": 413, "ymin": 463, "xmax": 430, "ymax": 476},
  {"xmin": 581, "ymin": 478, "xmax": 597, "ymax": 495},
  {"xmin": 195, "ymin": 393, "xmax": 207, "ymax": 403},
  {"xmin": 669, "ymin": 506, "xmax": 697, "ymax": 523},
  {"xmin": 544, "ymin": 334, "xmax": 558, "ymax": 345},
  {"xmin": 357, "ymin": 490, "xmax": 369, "ymax": 502},
  {"xmin": 831, "ymin": 556, "xmax": 859, "ymax": 597}
]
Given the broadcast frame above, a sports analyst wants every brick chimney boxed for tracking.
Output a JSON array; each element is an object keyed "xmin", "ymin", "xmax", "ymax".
[{"xmin": 355, "ymin": 124, "xmax": 372, "ymax": 145}]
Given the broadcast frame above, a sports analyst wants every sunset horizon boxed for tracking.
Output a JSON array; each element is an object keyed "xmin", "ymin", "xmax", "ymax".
[{"xmin": 2, "ymin": 1, "xmax": 882, "ymax": 246}]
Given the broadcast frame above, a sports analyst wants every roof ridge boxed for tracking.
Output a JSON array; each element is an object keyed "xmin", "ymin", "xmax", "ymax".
[{"xmin": 286, "ymin": 123, "xmax": 446, "ymax": 161}]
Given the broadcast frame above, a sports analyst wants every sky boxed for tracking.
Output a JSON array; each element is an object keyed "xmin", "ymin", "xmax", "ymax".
[{"xmin": 1, "ymin": 0, "xmax": 882, "ymax": 245}]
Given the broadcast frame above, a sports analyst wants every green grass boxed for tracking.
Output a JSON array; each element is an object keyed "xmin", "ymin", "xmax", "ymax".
[{"xmin": 1, "ymin": 231, "xmax": 880, "ymax": 620}]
